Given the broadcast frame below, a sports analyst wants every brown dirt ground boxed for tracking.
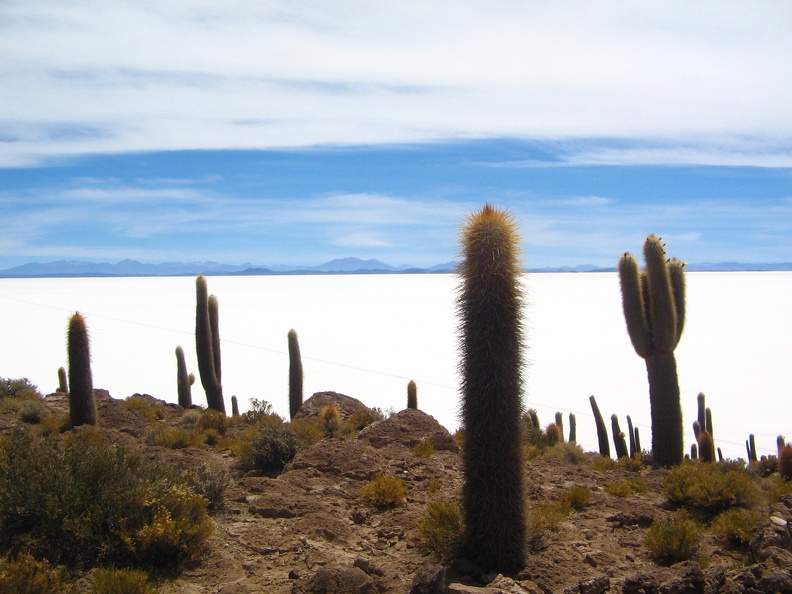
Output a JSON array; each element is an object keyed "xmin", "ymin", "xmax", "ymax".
[{"xmin": 1, "ymin": 389, "xmax": 791, "ymax": 593}]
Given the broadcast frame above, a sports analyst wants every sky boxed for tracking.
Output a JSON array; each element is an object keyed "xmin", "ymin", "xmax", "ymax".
[{"xmin": 1, "ymin": 1, "xmax": 792, "ymax": 270}]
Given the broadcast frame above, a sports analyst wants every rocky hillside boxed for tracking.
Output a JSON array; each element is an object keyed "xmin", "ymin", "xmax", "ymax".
[{"xmin": 0, "ymin": 388, "xmax": 791, "ymax": 593}]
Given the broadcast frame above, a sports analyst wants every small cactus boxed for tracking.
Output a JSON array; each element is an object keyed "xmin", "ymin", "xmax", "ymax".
[
  {"xmin": 175, "ymin": 345, "xmax": 192, "ymax": 408},
  {"xmin": 321, "ymin": 404, "xmax": 341, "ymax": 437},
  {"xmin": 779, "ymin": 443, "xmax": 792, "ymax": 481},
  {"xmin": 698, "ymin": 431, "xmax": 715, "ymax": 463},
  {"xmin": 407, "ymin": 380, "xmax": 418, "ymax": 410},
  {"xmin": 67, "ymin": 312, "xmax": 97, "ymax": 427},
  {"xmin": 554, "ymin": 411, "xmax": 564, "ymax": 442},
  {"xmin": 690, "ymin": 443, "xmax": 698, "ymax": 459},
  {"xmin": 57, "ymin": 366, "xmax": 68, "ymax": 393},
  {"xmin": 288, "ymin": 329, "xmax": 304, "ymax": 420},
  {"xmin": 568, "ymin": 412, "xmax": 577, "ymax": 443},
  {"xmin": 589, "ymin": 395, "xmax": 610, "ymax": 458},
  {"xmin": 545, "ymin": 423, "xmax": 563, "ymax": 447},
  {"xmin": 231, "ymin": 395, "xmax": 240, "ymax": 417}
]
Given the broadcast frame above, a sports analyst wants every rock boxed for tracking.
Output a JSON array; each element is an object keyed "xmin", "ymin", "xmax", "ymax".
[
  {"xmin": 578, "ymin": 575, "xmax": 610, "ymax": 594},
  {"xmin": 293, "ymin": 392, "xmax": 371, "ymax": 422},
  {"xmin": 358, "ymin": 408, "xmax": 459, "ymax": 452},
  {"xmin": 292, "ymin": 565, "xmax": 376, "ymax": 594},
  {"xmin": 409, "ymin": 565, "xmax": 447, "ymax": 594}
]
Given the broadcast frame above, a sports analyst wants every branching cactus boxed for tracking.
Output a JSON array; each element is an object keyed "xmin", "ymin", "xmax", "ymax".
[
  {"xmin": 589, "ymin": 395, "xmax": 610, "ymax": 458},
  {"xmin": 68, "ymin": 312, "xmax": 97, "ymax": 427},
  {"xmin": 195, "ymin": 275, "xmax": 225, "ymax": 414},
  {"xmin": 618, "ymin": 235, "xmax": 686, "ymax": 466},
  {"xmin": 407, "ymin": 380, "xmax": 418, "ymax": 410},
  {"xmin": 288, "ymin": 329, "xmax": 304, "ymax": 420},
  {"xmin": 457, "ymin": 204, "xmax": 526, "ymax": 573},
  {"xmin": 175, "ymin": 345, "xmax": 192, "ymax": 408}
]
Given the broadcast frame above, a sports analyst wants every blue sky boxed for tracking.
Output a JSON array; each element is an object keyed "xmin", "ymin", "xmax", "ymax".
[{"xmin": 1, "ymin": 2, "xmax": 791, "ymax": 269}]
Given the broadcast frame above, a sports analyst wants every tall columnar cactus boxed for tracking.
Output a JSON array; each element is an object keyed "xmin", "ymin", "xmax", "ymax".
[
  {"xmin": 175, "ymin": 345, "xmax": 192, "ymax": 408},
  {"xmin": 457, "ymin": 204, "xmax": 526, "ymax": 573},
  {"xmin": 288, "ymin": 329, "xmax": 303, "ymax": 420},
  {"xmin": 407, "ymin": 380, "xmax": 418, "ymax": 410},
  {"xmin": 697, "ymin": 393, "xmax": 706, "ymax": 432},
  {"xmin": 618, "ymin": 235, "xmax": 686, "ymax": 467},
  {"xmin": 568, "ymin": 412, "xmax": 577, "ymax": 443},
  {"xmin": 231, "ymin": 395, "xmax": 239, "ymax": 417},
  {"xmin": 627, "ymin": 415, "xmax": 636, "ymax": 458},
  {"xmin": 57, "ymin": 366, "xmax": 68, "ymax": 393},
  {"xmin": 208, "ymin": 295, "xmax": 222, "ymax": 383},
  {"xmin": 747, "ymin": 434, "xmax": 758, "ymax": 463},
  {"xmin": 611, "ymin": 414, "xmax": 629, "ymax": 459},
  {"xmin": 555, "ymin": 411, "xmax": 564, "ymax": 442},
  {"xmin": 195, "ymin": 275, "xmax": 225, "ymax": 414},
  {"xmin": 779, "ymin": 442, "xmax": 792, "ymax": 481},
  {"xmin": 67, "ymin": 312, "xmax": 97, "ymax": 427},
  {"xmin": 589, "ymin": 395, "xmax": 610, "ymax": 457}
]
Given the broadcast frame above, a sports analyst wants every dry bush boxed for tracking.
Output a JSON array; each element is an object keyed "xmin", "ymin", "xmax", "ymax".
[
  {"xmin": 711, "ymin": 508, "xmax": 765, "ymax": 547},
  {"xmin": 0, "ymin": 428, "xmax": 212, "ymax": 570},
  {"xmin": 0, "ymin": 554, "xmax": 76, "ymax": 594},
  {"xmin": 663, "ymin": 462, "xmax": 761, "ymax": 520},
  {"xmin": 605, "ymin": 476, "xmax": 649, "ymax": 498},
  {"xmin": 123, "ymin": 396, "xmax": 165, "ymax": 422},
  {"xmin": 92, "ymin": 567, "xmax": 159, "ymax": 594},
  {"xmin": 411, "ymin": 439, "xmax": 435, "ymax": 458},
  {"xmin": 359, "ymin": 475, "xmax": 408, "ymax": 507},
  {"xmin": 418, "ymin": 500, "xmax": 463, "ymax": 563},
  {"xmin": 525, "ymin": 501, "xmax": 570, "ymax": 552},
  {"xmin": 644, "ymin": 513, "xmax": 701, "ymax": 565},
  {"xmin": 560, "ymin": 486, "xmax": 591, "ymax": 510}
]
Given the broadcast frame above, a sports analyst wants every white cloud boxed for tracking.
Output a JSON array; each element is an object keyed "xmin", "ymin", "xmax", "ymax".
[{"xmin": 2, "ymin": 1, "xmax": 792, "ymax": 166}]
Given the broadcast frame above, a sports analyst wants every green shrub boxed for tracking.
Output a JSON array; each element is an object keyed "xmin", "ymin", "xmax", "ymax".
[
  {"xmin": 644, "ymin": 513, "xmax": 700, "ymax": 565},
  {"xmin": 0, "ymin": 554, "xmax": 76, "ymax": 594},
  {"xmin": 663, "ymin": 463, "xmax": 761, "ymax": 520},
  {"xmin": 0, "ymin": 377, "xmax": 42, "ymax": 400},
  {"xmin": 411, "ymin": 439, "xmax": 435, "ymax": 458},
  {"xmin": 241, "ymin": 398, "xmax": 278, "ymax": 425},
  {"xmin": 359, "ymin": 475, "xmax": 408, "ymax": 507},
  {"xmin": 542, "ymin": 441, "xmax": 587, "ymax": 464},
  {"xmin": 711, "ymin": 508, "xmax": 765, "ymax": 547},
  {"xmin": 605, "ymin": 476, "xmax": 649, "ymax": 498},
  {"xmin": 418, "ymin": 500, "xmax": 463, "ymax": 563},
  {"xmin": 348, "ymin": 407, "xmax": 386, "ymax": 430},
  {"xmin": 0, "ymin": 428, "xmax": 212, "ymax": 570},
  {"xmin": 186, "ymin": 462, "xmax": 229, "ymax": 512},
  {"xmin": 92, "ymin": 567, "xmax": 158, "ymax": 594},
  {"xmin": 198, "ymin": 409, "xmax": 229, "ymax": 435},
  {"xmin": 145, "ymin": 427, "xmax": 204, "ymax": 449},
  {"xmin": 123, "ymin": 396, "xmax": 165, "ymax": 422},
  {"xmin": 248, "ymin": 425, "xmax": 300, "ymax": 473}
]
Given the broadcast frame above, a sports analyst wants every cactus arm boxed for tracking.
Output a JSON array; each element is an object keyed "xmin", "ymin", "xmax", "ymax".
[
  {"xmin": 643, "ymin": 235, "xmax": 678, "ymax": 353},
  {"xmin": 618, "ymin": 253, "xmax": 653, "ymax": 358},
  {"xmin": 668, "ymin": 258, "xmax": 686, "ymax": 346},
  {"xmin": 589, "ymin": 395, "xmax": 610, "ymax": 458},
  {"xmin": 208, "ymin": 295, "xmax": 222, "ymax": 383}
]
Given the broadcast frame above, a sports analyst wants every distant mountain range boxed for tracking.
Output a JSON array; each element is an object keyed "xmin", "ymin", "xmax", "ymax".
[{"xmin": 1, "ymin": 257, "xmax": 791, "ymax": 278}]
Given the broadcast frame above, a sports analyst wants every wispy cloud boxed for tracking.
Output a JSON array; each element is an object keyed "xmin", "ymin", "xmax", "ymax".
[{"xmin": 2, "ymin": 2, "xmax": 791, "ymax": 166}]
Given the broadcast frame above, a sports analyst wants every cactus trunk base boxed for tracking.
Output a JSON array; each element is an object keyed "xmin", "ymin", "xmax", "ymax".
[{"xmin": 646, "ymin": 352, "xmax": 683, "ymax": 467}]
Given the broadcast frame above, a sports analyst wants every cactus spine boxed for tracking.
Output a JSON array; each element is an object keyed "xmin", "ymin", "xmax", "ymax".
[
  {"xmin": 288, "ymin": 329, "xmax": 303, "ymax": 420},
  {"xmin": 457, "ymin": 204, "xmax": 526, "ymax": 572},
  {"xmin": 195, "ymin": 275, "xmax": 225, "ymax": 414},
  {"xmin": 407, "ymin": 380, "xmax": 418, "ymax": 410},
  {"xmin": 175, "ymin": 345, "xmax": 192, "ymax": 408},
  {"xmin": 67, "ymin": 312, "xmax": 97, "ymax": 427},
  {"xmin": 57, "ymin": 366, "xmax": 68, "ymax": 393},
  {"xmin": 589, "ymin": 395, "xmax": 610, "ymax": 457},
  {"xmin": 618, "ymin": 235, "xmax": 686, "ymax": 467}
]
